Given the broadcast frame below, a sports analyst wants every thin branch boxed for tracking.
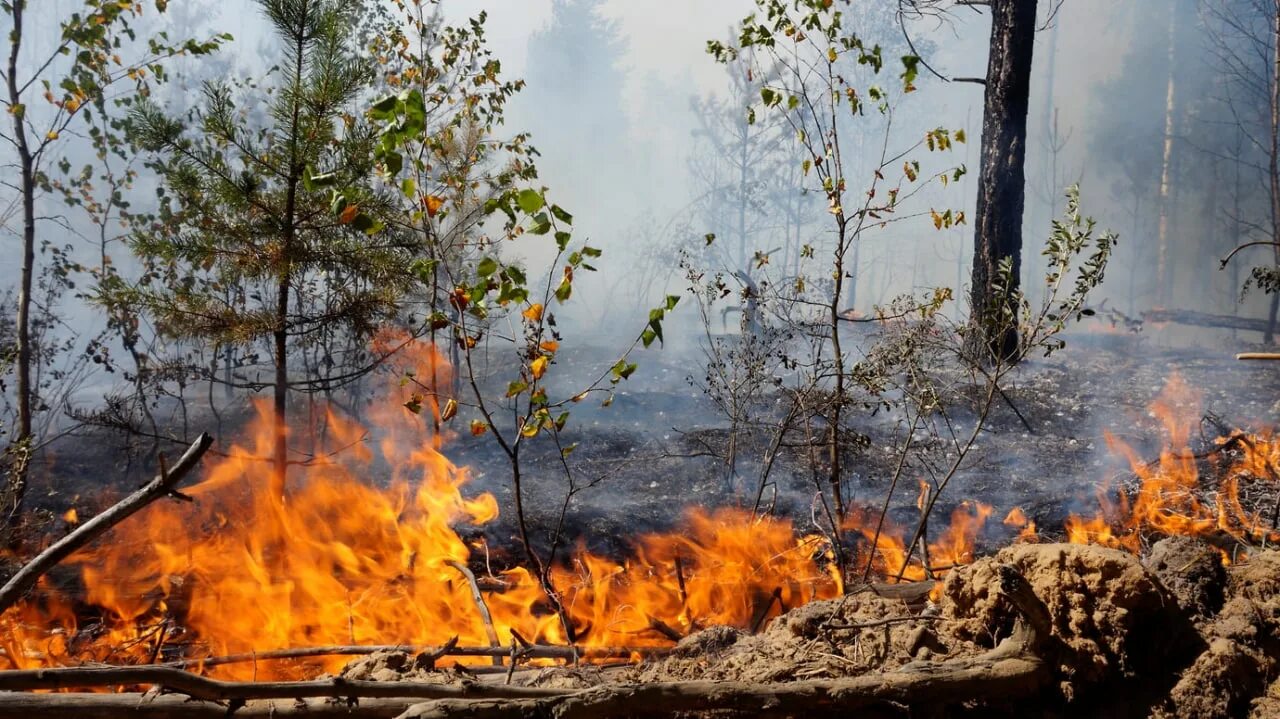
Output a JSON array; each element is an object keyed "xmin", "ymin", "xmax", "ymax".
[{"xmin": 0, "ymin": 433, "xmax": 214, "ymax": 613}]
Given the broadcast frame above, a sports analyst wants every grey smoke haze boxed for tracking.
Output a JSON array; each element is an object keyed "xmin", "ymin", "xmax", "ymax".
[{"xmin": 0, "ymin": 0, "xmax": 1272, "ymax": 418}]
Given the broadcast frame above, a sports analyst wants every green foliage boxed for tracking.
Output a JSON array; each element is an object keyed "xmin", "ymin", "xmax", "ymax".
[
  {"xmin": 987, "ymin": 186, "xmax": 1118, "ymax": 359},
  {"xmin": 111, "ymin": 0, "xmax": 408, "ymax": 380}
]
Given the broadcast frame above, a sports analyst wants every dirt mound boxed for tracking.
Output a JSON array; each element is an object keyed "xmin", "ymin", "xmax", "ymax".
[
  {"xmin": 1154, "ymin": 550, "xmax": 1280, "ymax": 719},
  {"xmin": 634, "ymin": 587, "xmax": 984, "ymax": 684},
  {"xmin": 1142, "ymin": 535, "xmax": 1227, "ymax": 620},
  {"xmin": 941, "ymin": 543, "xmax": 1195, "ymax": 699},
  {"xmin": 340, "ymin": 544, "xmax": 1280, "ymax": 717}
]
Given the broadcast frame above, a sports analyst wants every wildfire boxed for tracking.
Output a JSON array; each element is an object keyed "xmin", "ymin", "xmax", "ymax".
[
  {"xmin": 0, "ymin": 339, "xmax": 897, "ymax": 679},
  {"xmin": 1065, "ymin": 373, "xmax": 1280, "ymax": 554},
  {"xmin": 2, "ymin": 350, "xmax": 1273, "ymax": 680}
]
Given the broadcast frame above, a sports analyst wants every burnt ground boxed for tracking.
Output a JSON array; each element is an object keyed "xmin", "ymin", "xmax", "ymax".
[
  {"xmin": 22, "ymin": 322, "xmax": 1280, "ymax": 565},
  {"xmin": 456, "ymin": 326, "xmax": 1280, "ymax": 563}
]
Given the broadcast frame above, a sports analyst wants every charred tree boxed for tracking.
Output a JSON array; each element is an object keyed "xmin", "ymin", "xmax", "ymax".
[{"xmin": 967, "ymin": 0, "xmax": 1039, "ymax": 364}]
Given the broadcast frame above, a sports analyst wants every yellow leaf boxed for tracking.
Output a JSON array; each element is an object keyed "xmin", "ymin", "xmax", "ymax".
[
  {"xmin": 424, "ymin": 195, "xmax": 445, "ymax": 217},
  {"xmin": 441, "ymin": 398, "xmax": 457, "ymax": 421},
  {"xmin": 64, "ymin": 97, "xmax": 81, "ymax": 112},
  {"xmin": 571, "ymin": 391, "xmax": 587, "ymax": 403},
  {"xmin": 46, "ymin": 130, "xmax": 59, "ymax": 140},
  {"xmin": 827, "ymin": 47, "xmax": 837, "ymax": 63},
  {"xmin": 339, "ymin": 204, "xmax": 359, "ymax": 224},
  {"xmin": 522, "ymin": 303, "xmax": 544, "ymax": 322},
  {"xmin": 470, "ymin": 420, "xmax": 487, "ymax": 436},
  {"xmin": 539, "ymin": 340, "xmax": 559, "ymax": 353},
  {"xmin": 530, "ymin": 355, "xmax": 548, "ymax": 380}
]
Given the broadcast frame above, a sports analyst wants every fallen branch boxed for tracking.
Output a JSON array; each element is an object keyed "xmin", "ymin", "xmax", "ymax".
[
  {"xmin": 162, "ymin": 643, "xmax": 662, "ymax": 670},
  {"xmin": 1143, "ymin": 308, "xmax": 1272, "ymax": 335},
  {"xmin": 0, "ymin": 433, "xmax": 214, "ymax": 613},
  {"xmin": 0, "ymin": 568, "xmax": 1051, "ymax": 718},
  {"xmin": 0, "ymin": 694, "xmax": 419, "ymax": 719},
  {"xmin": 445, "ymin": 560, "xmax": 502, "ymax": 666},
  {"xmin": 0, "ymin": 665, "xmax": 563, "ymax": 701}
]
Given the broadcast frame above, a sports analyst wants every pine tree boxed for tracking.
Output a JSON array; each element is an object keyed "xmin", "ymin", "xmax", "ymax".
[{"xmin": 121, "ymin": 0, "xmax": 413, "ymax": 499}]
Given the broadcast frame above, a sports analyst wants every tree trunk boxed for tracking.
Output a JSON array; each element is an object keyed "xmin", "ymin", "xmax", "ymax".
[
  {"xmin": 967, "ymin": 0, "xmax": 1038, "ymax": 364},
  {"xmin": 272, "ymin": 14, "xmax": 310, "ymax": 502},
  {"xmin": 5, "ymin": 0, "xmax": 34, "ymax": 528},
  {"xmin": 1267, "ymin": 0, "xmax": 1280, "ymax": 344},
  {"xmin": 1155, "ymin": 2, "xmax": 1179, "ymax": 307}
]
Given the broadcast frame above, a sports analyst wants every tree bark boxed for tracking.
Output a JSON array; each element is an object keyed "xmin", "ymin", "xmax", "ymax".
[
  {"xmin": 1267, "ymin": 0, "xmax": 1280, "ymax": 344},
  {"xmin": 968, "ymin": 0, "xmax": 1038, "ymax": 364},
  {"xmin": 4, "ymin": 0, "xmax": 34, "ymax": 529}
]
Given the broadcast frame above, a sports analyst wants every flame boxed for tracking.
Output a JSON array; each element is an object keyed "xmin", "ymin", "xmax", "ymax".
[
  {"xmin": 1066, "ymin": 373, "xmax": 1280, "ymax": 553},
  {"xmin": 1002, "ymin": 507, "xmax": 1037, "ymax": 542},
  {"xmin": 7, "ymin": 351, "xmax": 1269, "ymax": 679},
  {"xmin": 3, "ymin": 336, "xmax": 933, "ymax": 678}
]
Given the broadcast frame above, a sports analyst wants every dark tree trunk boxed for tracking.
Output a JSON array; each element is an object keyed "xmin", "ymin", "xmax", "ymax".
[{"xmin": 967, "ymin": 0, "xmax": 1038, "ymax": 364}]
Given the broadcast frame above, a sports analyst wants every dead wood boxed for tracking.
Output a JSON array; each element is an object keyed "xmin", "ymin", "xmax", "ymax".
[
  {"xmin": 0, "ymin": 694, "xmax": 419, "ymax": 719},
  {"xmin": 0, "ymin": 665, "xmax": 564, "ymax": 701},
  {"xmin": 1235, "ymin": 352, "xmax": 1280, "ymax": 360},
  {"xmin": 1143, "ymin": 308, "xmax": 1273, "ymax": 335},
  {"xmin": 864, "ymin": 580, "xmax": 936, "ymax": 604},
  {"xmin": 445, "ymin": 560, "xmax": 503, "ymax": 666},
  {"xmin": 0, "ymin": 432, "xmax": 214, "ymax": 613},
  {"xmin": 0, "ymin": 566, "xmax": 1052, "ymax": 718}
]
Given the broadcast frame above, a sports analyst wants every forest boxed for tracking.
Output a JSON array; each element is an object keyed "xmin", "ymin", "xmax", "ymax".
[{"xmin": 0, "ymin": 0, "xmax": 1279, "ymax": 717}]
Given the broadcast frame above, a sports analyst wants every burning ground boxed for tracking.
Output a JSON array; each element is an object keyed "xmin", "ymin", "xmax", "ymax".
[{"xmin": 3, "ymin": 330, "xmax": 1280, "ymax": 717}]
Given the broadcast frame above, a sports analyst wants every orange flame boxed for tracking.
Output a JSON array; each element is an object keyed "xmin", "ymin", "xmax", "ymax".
[{"xmin": 1065, "ymin": 373, "xmax": 1280, "ymax": 553}]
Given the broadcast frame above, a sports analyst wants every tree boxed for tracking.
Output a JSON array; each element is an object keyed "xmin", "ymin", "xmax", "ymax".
[
  {"xmin": 1208, "ymin": 0, "xmax": 1280, "ymax": 342},
  {"xmin": 120, "ymin": 0, "xmax": 407, "ymax": 500},
  {"xmin": 1, "ymin": 0, "xmax": 225, "ymax": 526},
  {"xmin": 900, "ymin": 0, "xmax": 1042, "ymax": 362},
  {"xmin": 708, "ymin": 0, "xmax": 966, "ymax": 558}
]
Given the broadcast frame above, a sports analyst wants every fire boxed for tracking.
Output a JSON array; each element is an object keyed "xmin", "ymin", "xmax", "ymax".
[
  {"xmin": 0, "ymin": 338, "xmax": 892, "ymax": 678},
  {"xmin": 1065, "ymin": 373, "xmax": 1280, "ymax": 553},
  {"xmin": 6, "ymin": 349, "xmax": 1270, "ymax": 680},
  {"xmin": 1002, "ymin": 507, "xmax": 1038, "ymax": 542}
]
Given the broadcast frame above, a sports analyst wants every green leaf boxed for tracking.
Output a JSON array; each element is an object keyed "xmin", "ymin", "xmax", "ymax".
[
  {"xmin": 477, "ymin": 256, "xmax": 498, "ymax": 278},
  {"xmin": 370, "ymin": 94, "xmax": 398, "ymax": 116},
  {"xmin": 550, "ymin": 204, "xmax": 573, "ymax": 224},
  {"xmin": 517, "ymin": 188, "xmax": 544, "ymax": 214},
  {"xmin": 529, "ymin": 213, "xmax": 551, "ymax": 235},
  {"xmin": 555, "ymin": 231, "xmax": 571, "ymax": 251},
  {"xmin": 664, "ymin": 295, "xmax": 680, "ymax": 311},
  {"xmin": 506, "ymin": 380, "xmax": 528, "ymax": 397}
]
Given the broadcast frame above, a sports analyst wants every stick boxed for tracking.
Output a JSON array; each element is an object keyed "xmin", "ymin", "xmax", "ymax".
[
  {"xmin": 445, "ymin": 560, "xmax": 502, "ymax": 667},
  {"xmin": 0, "ymin": 666, "xmax": 564, "ymax": 701},
  {"xmin": 0, "ymin": 694, "xmax": 421, "ymax": 718},
  {"xmin": 1236, "ymin": 352, "xmax": 1280, "ymax": 360},
  {"xmin": 160, "ymin": 643, "xmax": 661, "ymax": 670},
  {"xmin": 0, "ymin": 433, "xmax": 214, "ymax": 613}
]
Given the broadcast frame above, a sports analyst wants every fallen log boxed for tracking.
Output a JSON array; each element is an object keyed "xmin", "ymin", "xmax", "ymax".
[
  {"xmin": 0, "ymin": 433, "xmax": 214, "ymax": 613},
  {"xmin": 1142, "ymin": 309, "xmax": 1273, "ymax": 336}
]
